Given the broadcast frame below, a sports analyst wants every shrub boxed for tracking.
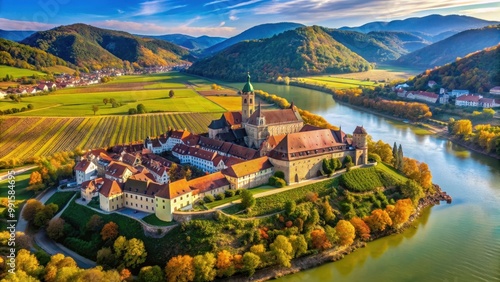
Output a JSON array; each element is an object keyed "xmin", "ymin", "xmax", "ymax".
[
  {"xmin": 204, "ymin": 195, "xmax": 215, "ymax": 203},
  {"xmin": 268, "ymin": 176, "xmax": 278, "ymax": 186},
  {"xmin": 128, "ymin": 108, "xmax": 137, "ymax": 115},
  {"xmin": 368, "ymin": 153, "xmax": 382, "ymax": 163},
  {"xmin": 275, "ymin": 178, "xmax": 286, "ymax": 188},
  {"xmin": 235, "ymin": 189, "xmax": 243, "ymax": 195},
  {"xmin": 274, "ymin": 171, "xmax": 285, "ymax": 179},
  {"xmin": 215, "ymin": 193, "xmax": 225, "ymax": 201},
  {"xmin": 225, "ymin": 190, "xmax": 235, "ymax": 197}
]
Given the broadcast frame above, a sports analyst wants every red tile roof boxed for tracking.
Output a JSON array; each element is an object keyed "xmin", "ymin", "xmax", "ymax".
[
  {"xmin": 75, "ymin": 160, "xmax": 93, "ymax": 171},
  {"xmin": 457, "ymin": 94, "xmax": 481, "ymax": 102},
  {"xmin": 353, "ymin": 126, "xmax": 367, "ymax": 135},
  {"xmin": 156, "ymin": 179, "xmax": 192, "ymax": 199},
  {"xmin": 188, "ymin": 172, "xmax": 230, "ymax": 195},
  {"xmin": 247, "ymin": 108, "xmax": 302, "ymax": 126},
  {"xmin": 222, "ymin": 156, "xmax": 273, "ymax": 178},
  {"xmin": 99, "ymin": 179, "xmax": 123, "ymax": 197}
]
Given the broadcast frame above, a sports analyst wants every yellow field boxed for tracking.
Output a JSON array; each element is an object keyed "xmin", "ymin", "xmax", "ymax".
[{"xmin": 206, "ymin": 96, "xmax": 242, "ymax": 111}]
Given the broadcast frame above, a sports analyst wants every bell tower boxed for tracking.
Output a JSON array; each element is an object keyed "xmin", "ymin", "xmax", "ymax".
[{"xmin": 241, "ymin": 72, "xmax": 255, "ymax": 123}]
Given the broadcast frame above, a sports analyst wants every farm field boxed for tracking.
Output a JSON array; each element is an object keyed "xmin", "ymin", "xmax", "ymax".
[
  {"xmin": 205, "ymin": 96, "xmax": 242, "ymax": 111},
  {"xmin": 45, "ymin": 65, "xmax": 75, "ymax": 74},
  {"xmin": 1, "ymin": 72, "xmax": 226, "ymax": 116},
  {"xmin": 0, "ymin": 112, "xmax": 219, "ymax": 162},
  {"xmin": 299, "ymin": 76, "xmax": 380, "ymax": 89},
  {"xmin": 0, "ymin": 65, "xmax": 46, "ymax": 78},
  {"xmin": 325, "ymin": 65, "xmax": 421, "ymax": 82}
]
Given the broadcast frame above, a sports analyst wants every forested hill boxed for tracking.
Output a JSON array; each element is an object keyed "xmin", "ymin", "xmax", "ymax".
[
  {"xmin": 410, "ymin": 44, "xmax": 500, "ymax": 93},
  {"xmin": 0, "ymin": 38, "xmax": 73, "ymax": 71},
  {"xmin": 187, "ymin": 26, "xmax": 371, "ymax": 81},
  {"xmin": 21, "ymin": 24, "xmax": 192, "ymax": 71},
  {"xmin": 396, "ymin": 25, "xmax": 500, "ymax": 68},
  {"xmin": 321, "ymin": 28, "xmax": 429, "ymax": 62}
]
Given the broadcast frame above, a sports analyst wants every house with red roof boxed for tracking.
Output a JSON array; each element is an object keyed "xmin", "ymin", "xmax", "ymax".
[
  {"xmin": 456, "ymin": 94, "xmax": 482, "ymax": 107},
  {"xmin": 489, "ymin": 86, "xmax": 500, "ymax": 95},
  {"xmin": 74, "ymin": 159, "xmax": 98, "ymax": 185}
]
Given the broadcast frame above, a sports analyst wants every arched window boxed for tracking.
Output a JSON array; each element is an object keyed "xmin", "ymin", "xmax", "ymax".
[
  {"xmin": 244, "ymin": 98, "xmax": 247, "ymax": 104},
  {"xmin": 250, "ymin": 98, "xmax": 253, "ymax": 103}
]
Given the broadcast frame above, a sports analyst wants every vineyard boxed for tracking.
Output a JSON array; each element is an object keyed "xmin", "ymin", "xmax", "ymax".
[
  {"xmin": 0, "ymin": 112, "xmax": 219, "ymax": 162},
  {"xmin": 339, "ymin": 166, "xmax": 402, "ymax": 192}
]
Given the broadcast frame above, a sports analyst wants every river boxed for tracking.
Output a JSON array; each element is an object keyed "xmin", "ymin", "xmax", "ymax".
[{"xmin": 226, "ymin": 83, "xmax": 500, "ymax": 281}]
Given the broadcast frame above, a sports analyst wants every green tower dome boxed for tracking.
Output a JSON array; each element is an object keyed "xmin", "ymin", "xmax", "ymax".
[{"xmin": 242, "ymin": 72, "xmax": 254, "ymax": 93}]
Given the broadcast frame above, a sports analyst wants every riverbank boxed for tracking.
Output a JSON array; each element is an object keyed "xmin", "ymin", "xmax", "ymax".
[{"xmin": 225, "ymin": 187, "xmax": 451, "ymax": 282}]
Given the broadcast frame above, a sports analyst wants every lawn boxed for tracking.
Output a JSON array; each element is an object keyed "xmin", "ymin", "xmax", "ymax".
[
  {"xmin": 0, "ymin": 169, "xmax": 35, "ymax": 202},
  {"xmin": 0, "ymin": 65, "xmax": 46, "ymax": 78},
  {"xmin": 375, "ymin": 162, "xmax": 408, "ymax": 184},
  {"xmin": 142, "ymin": 214, "xmax": 177, "ymax": 226},
  {"xmin": 45, "ymin": 65, "xmax": 75, "ymax": 74},
  {"xmin": 45, "ymin": 191, "xmax": 76, "ymax": 213},
  {"xmin": 205, "ymin": 96, "xmax": 243, "ymax": 111}
]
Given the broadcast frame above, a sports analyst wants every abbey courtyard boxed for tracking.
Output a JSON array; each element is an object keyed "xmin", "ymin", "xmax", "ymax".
[{"xmin": 76, "ymin": 75, "xmax": 368, "ymax": 222}]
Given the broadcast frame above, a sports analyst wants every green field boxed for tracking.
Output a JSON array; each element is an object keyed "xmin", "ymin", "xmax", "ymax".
[
  {"xmin": 0, "ymin": 170, "xmax": 34, "ymax": 202},
  {"xmin": 2, "ymin": 72, "xmax": 226, "ymax": 116},
  {"xmin": 300, "ymin": 76, "xmax": 380, "ymax": 89},
  {"xmin": 0, "ymin": 65, "xmax": 46, "ymax": 78},
  {"xmin": 45, "ymin": 191, "xmax": 77, "ymax": 213},
  {"xmin": 142, "ymin": 214, "xmax": 177, "ymax": 226}
]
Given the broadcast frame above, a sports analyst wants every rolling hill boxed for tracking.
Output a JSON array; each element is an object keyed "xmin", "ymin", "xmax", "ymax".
[
  {"xmin": 341, "ymin": 14, "xmax": 499, "ymax": 38},
  {"xmin": 0, "ymin": 29, "xmax": 36, "ymax": 42},
  {"xmin": 187, "ymin": 26, "xmax": 371, "ymax": 81},
  {"xmin": 21, "ymin": 24, "xmax": 192, "ymax": 71},
  {"xmin": 396, "ymin": 25, "xmax": 500, "ymax": 68},
  {"xmin": 0, "ymin": 38, "xmax": 74, "ymax": 72},
  {"xmin": 139, "ymin": 34, "xmax": 226, "ymax": 50},
  {"xmin": 410, "ymin": 44, "xmax": 500, "ymax": 93},
  {"xmin": 202, "ymin": 22, "xmax": 304, "ymax": 56}
]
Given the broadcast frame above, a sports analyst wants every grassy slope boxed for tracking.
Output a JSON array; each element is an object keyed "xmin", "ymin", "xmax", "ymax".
[{"xmin": 0, "ymin": 65, "xmax": 46, "ymax": 78}]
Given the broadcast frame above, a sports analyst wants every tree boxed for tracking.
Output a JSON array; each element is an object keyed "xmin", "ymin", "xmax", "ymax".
[
  {"xmin": 28, "ymin": 171, "xmax": 43, "ymax": 187},
  {"xmin": 103, "ymin": 98, "xmax": 109, "ymax": 105},
  {"xmin": 92, "ymin": 105, "xmax": 99, "ymax": 115},
  {"xmin": 138, "ymin": 265, "xmax": 164, "ymax": 282},
  {"xmin": 137, "ymin": 104, "xmax": 147, "ymax": 114},
  {"xmin": 288, "ymin": 234, "xmax": 307, "ymax": 258},
  {"xmin": 113, "ymin": 236, "xmax": 127, "ymax": 258},
  {"xmin": 120, "ymin": 268, "xmax": 132, "ymax": 282},
  {"xmin": 242, "ymin": 252, "xmax": 260, "ymax": 277},
  {"xmin": 16, "ymin": 249, "xmax": 43, "ymax": 278},
  {"xmin": 123, "ymin": 238, "xmax": 147, "ymax": 268},
  {"xmin": 335, "ymin": 220, "xmax": 356, "ymax": 246},
  {"xmin": 166, "ymin": 255, "xmax": 194, "ymax": 282},
  {"xmin": 216, "ymin": 250, "xmax": 234, "ymax": 277},
  {"xmin": 322, "ymin": 158, "xmax": 333, "ymax": 175},
  {"xmin": 418, "ymin": 162, "xmax": 432, "ymax": 190},
  {"xmin": 343, "ymin": 155, "xmax": 353, "ymax": 168},
  {"xmin": 397, "ymin": 144, "xmax": 404, "ymax": 171},
  {"xmin": 322, "ymin": 200, "xmax": 335, "ymax": 223},
  {"xmin": 46, "ymin": 218, "xmax": 65, "ymax": 241},
  {"xmin": 452, "ymin": 119, "xmax": 472, "ymax": 137},
  {"xmin": 169, "ymin": 89, "xmax": 175, "ymax": 98},
  {"xmin": 33, "ymin": 203, "xmax": 58, "ymax": 228},
  {"xmin": 270, "ymin": 235, "xmax": 293, "ymax": 268},
  {"xmin": 401, "ymin": 180, "xmax": 424, "ymax": 206},
  {"xmin": 350, "ymin": 217, "xmax": 371, "ymax": 241},
  {"xmin": 96, "ymin": 247, "xmax": 116, "ymax": 269},
  {"xmin": 310, "ymin": 229, "xmax": 332, "ymax": 251},
  {"xmin": 364, "ymin": 209, "xmax": 392, "ymax": 232},
  {"xmin": 240, "ymin": 189, "xmax": 255, "ymax": 210},
  {"xmin": 86, "ymin": 214, "xmax": 104, "ymax": 232},
  {"xmin": 386, "ymin": 199, "xmax": 414, "ymax": 227},
  {"xmin": 284, "ymin": 200, "xmax": 296, "ymax": 216},
  {"xmin": 44, "ymin": 253, "xmax": 77, "ymax": 282},
  {"xmin": 22, "ymin": 199, "xmax": 43, "ymax": 222},
  {"xmin": 101, "ymin": 222, "xmax": 119, "ymax": 241},
  {"xmin": 193, "ymin": 253, "xmax": 216, "ymax": 282},
  {"xmin": 128, "ymin": 108, "xmax": 137, "ymax": 115}
]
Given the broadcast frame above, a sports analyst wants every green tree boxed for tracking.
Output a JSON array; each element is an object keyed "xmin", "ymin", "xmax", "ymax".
[
  {"xmin": 397, "ymin": 144, "xmax": 404, "ymax": 171},
  {"xmin": 46, "ymin": 218, "xmax": 65, "ymax": 241},
  {"xmin": 92, "ymin": 105, "xmax": 99, "ymax": 115},
  {"xmin": 343, "ymin": 155, "xmax": 353, "ymax": 168},
  {"xmin": 96, "ymin": 247, "xmax": 116, "ymax": 269},
  {"xmin": 169, "ymin": 89, "xmax": 175, "ymax": 98},
  {"xmin": 322, "ymin": 158, "xmax": 333, "ymax": 175},
  {"xmin": 284, "ymin": 200, "xmax": 296, "ymax": 216},
  {"xmin": 289, "ymin": 234, "xmax": 307, "ymax": 258},
  {"xmin": 113, "ymin": 236, "xmax": 127, "ymax": 258},
  {"xmin": 123, "ymin": 238, "xmax": 147, "ymax": 268},
  {"xmin": 240, "ymin": 189, "xmax": 255, "ymax": 210},
  {"xmin": 22, "ymin": 199, "xmax": 43, "ymax": 223},
  {"xmin": 138, "ymin": 265, "xmax": 164, "ymax": 282},
  {"xmin": 242, "ymin": 252, "xmax": 260, "ymax": 277},
  {"xmin": 193, "ymin": 253, "xmax": 216, "ymax": 282},
  {"xmin": 137, "ymin": 104, "xmax": 147, "ymax": 114},
  {"xmin": 128, "ymin": 108, "xmax": 137, "ymax": 115},
  {"xmin": 103, "ymin": 98, "xmax": 109, "ymax": 105},
  {"xmin": 86, "ymin": 214, "xmax": 104, "ymax": 232},
  {"xmin": 34, "ymin": 203, "xmax": 58, "ymax": 228},
  {"xmin": 401, "ymin": 180, "xmax": 425, "ymax": 206},
  {"xmin": 270, "ymin": 235, "xmax": 293, "ymax": 268}
]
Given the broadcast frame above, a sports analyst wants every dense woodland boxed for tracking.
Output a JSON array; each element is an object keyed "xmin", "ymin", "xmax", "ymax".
[
  {"xmin": 188, "ymin": 26, "xmax": 372, "ymax": 81},
  {"xmin": 21, "ymin": 24, "xmax": 192, "ymax": 71},
  {"xmin": 411, "ymin": 44, "xmax": 500, "ymax": 93},
  {"xmin": 448, "ymin": 118, "xmax": 500, "ymax": 156},
  {"xmin": 0, "ymin": 39, "xmax": 73, "ymax": 71}
]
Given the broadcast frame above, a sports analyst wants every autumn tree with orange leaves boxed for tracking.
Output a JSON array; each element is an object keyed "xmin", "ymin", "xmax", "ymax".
[
  {"xmin": 165, "ymin": 255, "xmax": 194, "ymax": 282},
  {"xmin": 364, "ymin": 209, "xmax": 393, "ymax": 232},
  {"xmin": 350, "ymin": 217, "xmax": 371, "ymax": 241},
  {"xmin": 310, "ymin": 229, "xmax": 332, "ymax": 251},
  {"xmin": 335, "ymin": 220, "xmax": 356, "ymax": 246}
]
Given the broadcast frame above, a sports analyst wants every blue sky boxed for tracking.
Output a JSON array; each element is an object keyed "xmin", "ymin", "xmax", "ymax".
[{"xmin": 0, "ymin": 0, "xmax": 499, "ymax": 37}]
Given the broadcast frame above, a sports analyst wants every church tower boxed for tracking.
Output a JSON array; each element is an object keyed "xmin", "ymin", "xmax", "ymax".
[{"xmin": 241, "ymin": 73, "xmax": 255, "ymax": 123}]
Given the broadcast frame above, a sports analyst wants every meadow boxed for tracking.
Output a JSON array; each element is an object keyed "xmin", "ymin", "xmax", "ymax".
[
  {"xmin": 299, "ymin": 76, "xmax": 380, "ymax": 89},
  {"xmin": 2, "ymin": 72, "xmax": 226, "ymax": 116},
  {"xmin": 0, "ymin": 65, "xmax": 46, "ymax": 78},
  {"xmin": 205, "ymin": 96, "xmax": 242, "ymax": 111}
]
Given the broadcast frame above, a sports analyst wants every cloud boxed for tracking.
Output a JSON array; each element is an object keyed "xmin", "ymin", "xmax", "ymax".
[
  {"xmin": 134, "ymin": 0, "xmax": 186, "ymax": 16},
  {"xmin": 93, "ymin": 20, "xmax": 236, "ymax": 37},
  {"xmin": 226, "ymin": 0, "xmax": 264, "ymax": 9},
  {"xmin": 219, "ymin": 21, "xmax": 226, "ymax": 26},
  {"xmin": 229, "ymin": 10, "xmax": 239, "ymax": 21},
  {"xmin": 117, "ymin": 9, "xmax": 125, "ymax": 14},
  {"xmin": 0, "ymin": 18, "xmax": 56, "ymax": 31},
  {"xmin": 459, "ymin": 6, "xmax": 500, "ymax": 14},
  {"xmin": 251, "ymin": 0, "xmax": 500, "ymax": 23},
  {"xmin": 204, "ymin": 0, "xmax": 229, "ymax": 6}
]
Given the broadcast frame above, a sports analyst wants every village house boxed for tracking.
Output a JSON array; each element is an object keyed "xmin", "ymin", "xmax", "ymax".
[
  {"xmin": 222, "ymin": 156, "xmax": 274, "ymax": 189},
  {"xmin": 427, "ymin": 80, "xmax": 437, "ymax": 88},
  {"xmin": 413, "ymin": 91, "xmax": 439, "ymax": 104},
  {"xmin": 74, "ymin": 159, "xmax": 98, "ymax": 185},
  {"xmin": 479, "ymin": 98, "xmax": 500, "ymax": 108},
  {"xmin": 451, "ymin": 90, "xmax": 469, "ymax": 97},
  {"xmin": 455, "ymin": 94, "xmax": 482, "ymax": 107},
  {"xmin": 490, "ymin": 86, "xmax": 500, "ymax": 95},
  {"xmin": 80, "ymin": 178, "xmax": 105, "ymax": 202},
  {"xmin": 155, "ymin": 179, "xmax": 194, "ymax": 222},
  {"xmin": 98, "ymin": 179, "xmax": 124, "ymax": 212},
  {"xmin": 104, "ymin": 162, "xmax": 137, "ymax": 183}
]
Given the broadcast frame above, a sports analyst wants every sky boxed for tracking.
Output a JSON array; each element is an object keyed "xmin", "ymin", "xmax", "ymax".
[{"xmin": 0, "ymin": 0, "xmax": 499, "ymax": 37}]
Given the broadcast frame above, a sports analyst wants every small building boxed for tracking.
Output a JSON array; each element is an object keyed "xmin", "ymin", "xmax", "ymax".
[
  {"xmin": 81, "ymin": 178, "xmax": 105, "ymax": 202},
  {"xmin": 490, "ymin": 86, "xmax": 500, "ymax": 95},
  {"xmin": 455, "ymin": 94, "xmax": 482, "ymax": 107},
  {"xmin": 479, "ymin": 98, "xmax": 500, "ymax": 108},
  {"xmin": 188, "ymin": 172, "xmax": 230, "ymax": 200},
  {"xmin": 155, "ymin": 179, "xmax": 194, "ymax": 222},
  {"xmin": 413, "ymin": 91, "xmax": 439, "ymax": 104},
  {"xmin": 104, "ymin": 162, "xmax": 137, "ymax": 183},
  {"xmin": 451, "ymin": 90, "xmax": 469, "ymax": 97},
  {"xmin": 428, "ymin": 80, "xmax": 437, "ymax": 88},
  {"xmin": 222, "ymin": 156, "xmax": 274, "ymax": 189},
  {"xmin": 98, "ymin": 179, "xmax": 124, "ymax": 212},
  {"xmin": 74, "ymin": 159, "xmax": 98, "ymax": 185}
]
